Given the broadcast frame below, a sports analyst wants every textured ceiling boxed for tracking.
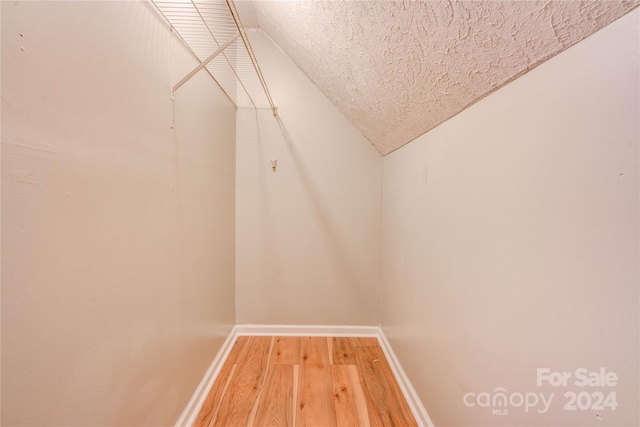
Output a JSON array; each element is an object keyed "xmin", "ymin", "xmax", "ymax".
[{"xmin": 238, "ymin": 0, "xmax": 639, "ymax": 155}]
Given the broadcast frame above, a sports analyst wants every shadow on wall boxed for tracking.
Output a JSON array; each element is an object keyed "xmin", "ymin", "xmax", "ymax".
[
  {"xmin": 262, "ymin": 110, "xmax": 374, "ymax": 318},
  {"xmin": 252, "ymin": 108, "xmax": 279, "ymax": 292}
]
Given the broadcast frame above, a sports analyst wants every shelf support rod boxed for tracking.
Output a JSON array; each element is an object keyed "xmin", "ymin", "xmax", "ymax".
[
  {"xmin": 172, "ymin": 33, "xmax": 239, "ymax": 96},
  {"xmin": 225, "ymin": 0, "xmax": 278, "ymax": 117}
]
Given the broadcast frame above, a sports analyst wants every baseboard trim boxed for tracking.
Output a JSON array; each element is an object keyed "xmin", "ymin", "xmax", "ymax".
[
  {"xmin": 175, "ymin": 326, "xmax": 239, "ymax": 427},
  {"xmin": 176, "ymin": 324, "xmax": 434, "ymax": 427},
  {"xmin": 235, "ymin": 323, "xmax": 380, "ymax": 337},
  {"xmin": 377, "ymin": 329, "xmax": 435, "ymax": 427}
]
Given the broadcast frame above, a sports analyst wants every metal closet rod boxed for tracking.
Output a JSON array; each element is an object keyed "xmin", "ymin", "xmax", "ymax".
[
  {"xmin": 171, "ymin": 33, "xmax": 239, "ymax": 95},
  {"xmin": 225, "ymin": 0, "xmax": 278, "ymax": 117}
]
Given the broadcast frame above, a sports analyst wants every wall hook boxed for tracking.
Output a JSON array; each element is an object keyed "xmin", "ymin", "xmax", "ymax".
[{"xmin": 271, "ymin": 159, "xmax": 278, "ymax": 172}]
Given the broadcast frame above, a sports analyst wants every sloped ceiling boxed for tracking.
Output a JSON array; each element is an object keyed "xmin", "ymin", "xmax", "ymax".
[{"xmin": 237, "ymin": 0, "xmax": 639, "ymax": 155}]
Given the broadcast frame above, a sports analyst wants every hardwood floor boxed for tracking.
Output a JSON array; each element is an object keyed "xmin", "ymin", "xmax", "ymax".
[{"xmin": 195, "ymin": 336, "xmax": 417, "ymax": 427}]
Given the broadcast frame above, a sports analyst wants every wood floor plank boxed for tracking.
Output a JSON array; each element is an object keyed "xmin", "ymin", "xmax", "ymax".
[
  {"xmin": 270, "ymin": 337, "xmax": 301, "ymax": 365},
  {"xmin": 226, "ymin": 336, "xmax": 250, "ymax": 365},
  {"xmin": 193, "ymin": 364, "xmax": 236, "ymax": 427},
  {"xmin": 246, "ymin": 338, "xmax": 276, "ymax": 427},
  {"xmin": 330, "ymin": 365, "xmax": 370, "ymax": 427},
  {"xmin": 346, "ymin": 365, "xmax": 372, "ymax": 427},
  {"xmin": 296, "ymin": 337, "xmax": 337, "ymax": 427},
  {"xmin": 292, "ymin": 365, "xmax": 299, "ymax": 427},
  {"xmin": 351, "ymin": 337, "xmax": 380, "ymax": 347},
  {"xmin": 356, "ymin": 346, "xmax": 417, "ymax": 427},
  {"xmin": 211, "ymin": 337, "xmax": 272, "ymax": 427},
  {"xmin": 253, "ymin": 365, "xmax": 294, "ymax": 427},
  {"xmin": 331, "ymin": 337, "xmax": 356, "ymax": 365}
]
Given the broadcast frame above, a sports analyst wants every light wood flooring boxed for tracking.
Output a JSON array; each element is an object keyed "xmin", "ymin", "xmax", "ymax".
[{"xmin": 194, "ymin": 336, "xmax": 418, "ymax": 427}]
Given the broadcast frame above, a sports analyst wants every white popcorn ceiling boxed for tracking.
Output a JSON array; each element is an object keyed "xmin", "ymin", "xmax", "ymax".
[{"xmin": 239, "ymin": 0, "xmax": 639, "ymax": 155}]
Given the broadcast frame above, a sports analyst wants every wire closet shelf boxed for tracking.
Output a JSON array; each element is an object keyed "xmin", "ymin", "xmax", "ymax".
[{"xmin": 151, "ymin": 0, "xmax": 277, "ymax": 116}]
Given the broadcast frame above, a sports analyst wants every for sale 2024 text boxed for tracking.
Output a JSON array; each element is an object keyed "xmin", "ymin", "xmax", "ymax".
[{"xmin": 537, "ymin": 368, "xmax": 618, "ymax": 411}]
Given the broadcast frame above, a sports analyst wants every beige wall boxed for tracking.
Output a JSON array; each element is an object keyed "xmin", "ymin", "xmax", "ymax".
[
  {"xmin": 381, "ymin": 9, "xmax": 639, "ymax": 427},
  {"xmin": 235, "ymin": 31, "xmax": 382, "ymax": 326},
  {"xmin": 1, "ymin": 1, "xmax": 236, "ymax": 425}
]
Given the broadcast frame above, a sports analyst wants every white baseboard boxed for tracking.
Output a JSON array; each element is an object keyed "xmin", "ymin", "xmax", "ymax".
[
  {"xmin": 175, "ymin": 326, "xmax": 239, "ymax": 427},
  {"xmin": 377, "ymin": 330, "xmax": 435, "ymax": 427},
  {"xmin": 175, "ymin": 324, "xmax": 434, "ymax": 427},
  {"xmin": 235, "ymin": 324, "xmax": 380, "ymax": 337}
]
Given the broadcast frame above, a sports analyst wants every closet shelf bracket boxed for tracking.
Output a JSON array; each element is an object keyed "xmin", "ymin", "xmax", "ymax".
[{"xmin": 171, "ymin": 33, "xmax": 239, "ymax": 98}]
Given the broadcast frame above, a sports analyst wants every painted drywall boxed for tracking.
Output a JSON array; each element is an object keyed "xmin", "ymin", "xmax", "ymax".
[
  {"xmin": 1, "ymin": 1, "xmax": 236, "ymax": 425},
  {"xmin": 245, "ymin": 0, "xmax": 639, "ymax": 155},
  {"xmin": 235, "ymin": 30, "xmax": 382, "ymax": 326},
  {"xmin": 382, "ymin": 9, "xmax": 639, "ymax": 427}
]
